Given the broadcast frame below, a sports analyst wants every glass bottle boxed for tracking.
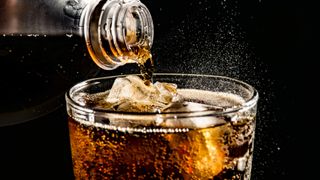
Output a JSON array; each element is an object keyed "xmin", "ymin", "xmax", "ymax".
[{"xmin": 0, "ymin": 0, "xmax": 154, "ymax": 70}]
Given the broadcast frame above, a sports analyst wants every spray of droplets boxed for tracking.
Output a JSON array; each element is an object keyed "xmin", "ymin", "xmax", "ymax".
[{"xmin": 151, "ymin": 0, "xmax": 279, "ymax": 178}]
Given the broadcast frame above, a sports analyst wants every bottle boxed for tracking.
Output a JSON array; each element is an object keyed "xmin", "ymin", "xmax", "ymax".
[
  {"xmin": 0, "ymin": 0, "xmax": 154, "ymax": 126},
  {"xmin": 0, "ymin": 0, "xmax": 154, "ymax": 70}
]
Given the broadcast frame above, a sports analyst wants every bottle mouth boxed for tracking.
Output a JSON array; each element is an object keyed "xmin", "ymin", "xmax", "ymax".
[{"xmin": 81, "ymin": 0, "xmax": 154, "ymax": 70}]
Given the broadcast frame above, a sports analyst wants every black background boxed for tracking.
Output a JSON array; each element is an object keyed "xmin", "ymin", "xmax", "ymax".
[{"xmin": 0, "ymin": 0, "xmax": 315, "ymax": 179}]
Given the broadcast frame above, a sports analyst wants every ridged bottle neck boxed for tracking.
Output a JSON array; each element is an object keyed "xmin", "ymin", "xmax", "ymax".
[{"xmin": 81, "ymin": 0, "xmax": 154, "ymax": 70}]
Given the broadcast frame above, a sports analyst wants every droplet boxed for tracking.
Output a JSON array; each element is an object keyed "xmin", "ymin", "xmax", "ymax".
[{"xmin": 66, "ymin": 33, "xmax": 73, "ymax": 38}]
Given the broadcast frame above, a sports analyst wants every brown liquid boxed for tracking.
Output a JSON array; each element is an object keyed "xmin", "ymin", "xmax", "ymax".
[
  {"xmin": 131, "ymin": 45, "xmax": 154, "ymax": 85},
  {"xmin": 86, "ymin": 26, "xmax": 154, "ymax": 84},
  {"xmin": 68, "ymin": 114, "xmax": 255, "ymax": 180}
]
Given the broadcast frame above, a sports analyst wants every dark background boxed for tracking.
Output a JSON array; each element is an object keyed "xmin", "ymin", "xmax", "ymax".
[{"xmin": 0, "ymin": 0, "xmax": 315, "ymax": 179}]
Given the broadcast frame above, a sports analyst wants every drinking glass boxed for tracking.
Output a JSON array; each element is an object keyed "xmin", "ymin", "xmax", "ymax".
[{"xmin": 65, "ymin": 73, "xmax": 259, "ymax": 179}]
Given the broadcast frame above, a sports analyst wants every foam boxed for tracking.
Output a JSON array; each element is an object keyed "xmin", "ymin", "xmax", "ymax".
[
  {"xmin": 178, "ymin": 89, "xmax": 245, "ymax": 107},
  {"xmin": 69, "ymin": 88, "xmax": 247, "ymax": 130}
]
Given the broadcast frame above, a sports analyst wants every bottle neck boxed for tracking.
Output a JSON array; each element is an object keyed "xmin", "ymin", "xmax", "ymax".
[
  {"xmin": 81, "ymin": 0, "xmax": 154, "ymax": 70},
  {"xmin": 0, "ymin": 0, "xmax": 154, "ymax": 70}
]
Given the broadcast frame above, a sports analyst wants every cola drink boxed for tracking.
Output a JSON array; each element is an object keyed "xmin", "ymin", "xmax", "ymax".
[{"xmin": 66, "ymin": 74, "xmax": 258, "ymax": 179}]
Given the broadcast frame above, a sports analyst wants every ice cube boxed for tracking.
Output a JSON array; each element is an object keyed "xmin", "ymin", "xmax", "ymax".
[
  {"xmin": 106, "ymin": 75, "xmax": 156, "ymax": 103},
  {"xmin": 105, "ymin": 75, "xmax": 179, "ymax": 112},
  {"xmin": 157, "ymin": 101, "xmax": 226, "ymax": 128},
  {"xmin": 164, "ymin": 126, "xmax": 227, "ymax": 178},
  {"xmin": 154, "ymin": 82, "xmax": 178, "ymax": 103},
  {"xmin": 159, "ymin": 115, "xmax": 226, "ymax": 129}
]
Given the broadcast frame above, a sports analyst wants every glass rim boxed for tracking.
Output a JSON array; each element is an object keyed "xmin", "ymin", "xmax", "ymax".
[{"xmin": 65, "ymin": 73, "xmax": 259, "ymax": 117}]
